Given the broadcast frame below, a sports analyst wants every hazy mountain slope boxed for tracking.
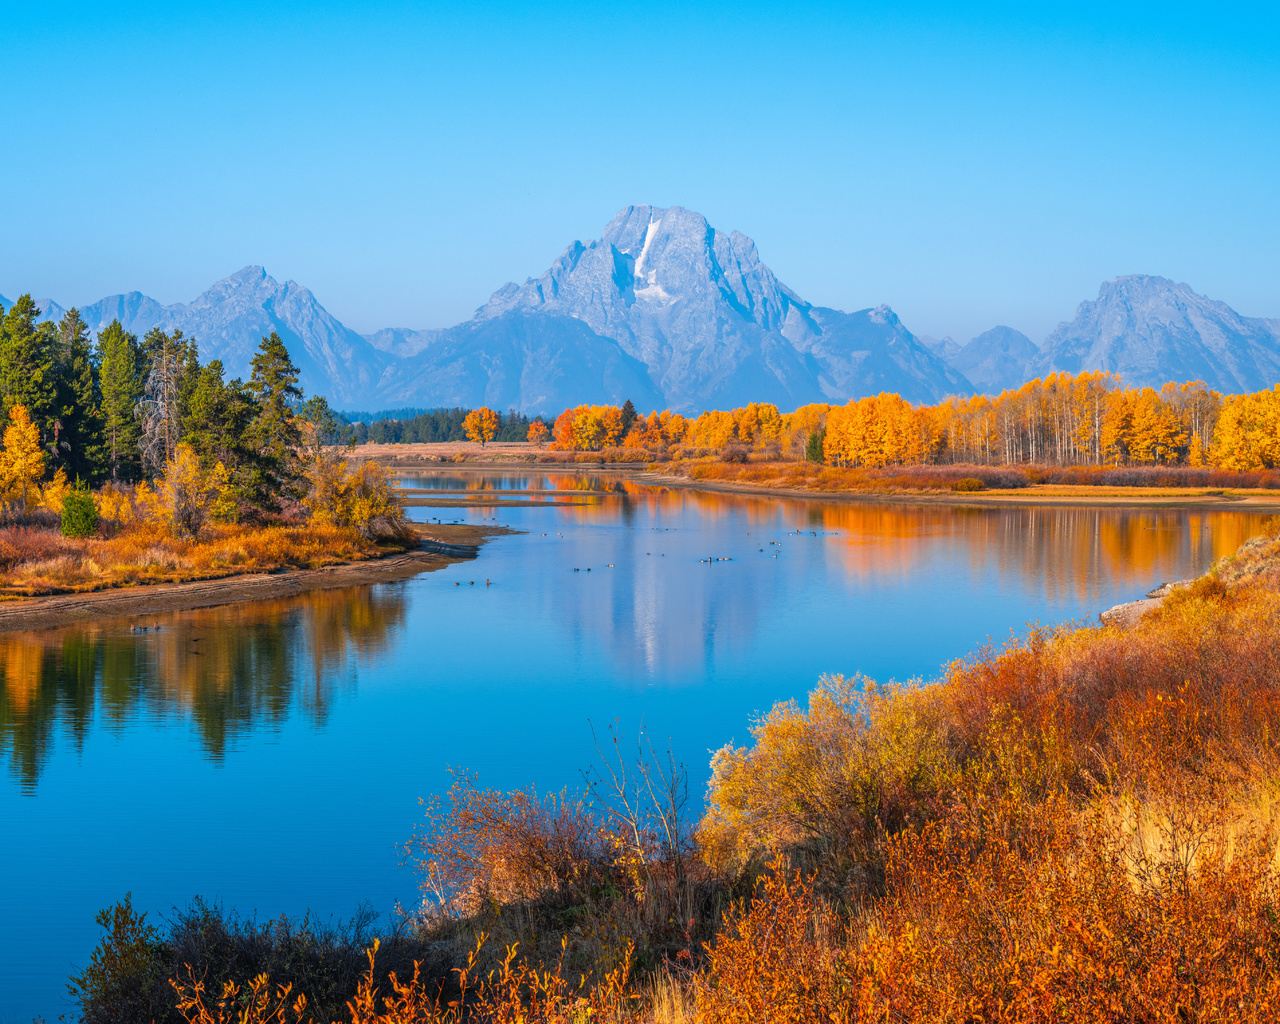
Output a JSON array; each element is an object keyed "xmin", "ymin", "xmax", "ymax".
[
  {"xmin": 364, "ymin": 326, "xmax": 442, "ymax": 359},
  {"xmin": 1033, "ymin": 276, "xmax": 1280, "ymax": 392},
  {"xmin": 793, "ymin": 306, "xmax": 972, "ymax": 405},
  {"xmin": 373, "ymin": 311, "xmax": 663, "ymax": 415},
  {"xmin": 953, "ymin": 326, "xmax": 1039, "ymax": 394},
  {"xmin": 70, "ymin": 268, "xmax": 387, "ymax": 404},
  {"xmin": 78, "ymin": 291, "xmax": 168, "ymax": 335},
  {"xmin": 919, "ymin": 334, "xmax": 962, "ymax": 361}
]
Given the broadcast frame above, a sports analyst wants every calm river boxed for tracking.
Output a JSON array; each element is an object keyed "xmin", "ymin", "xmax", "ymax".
[{"xmin": 0, "ymin": 471, "xmax": 1271, "ymax": 1020}]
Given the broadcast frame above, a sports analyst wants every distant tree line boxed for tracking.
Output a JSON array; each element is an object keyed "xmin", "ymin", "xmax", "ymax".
[
  {"xmin": 341, "ymin": 406, "xmax": 546, "ymax": 445},
  {"xmin": 0, "ymin": 293, "xmax": 340, "ymax": 518}
]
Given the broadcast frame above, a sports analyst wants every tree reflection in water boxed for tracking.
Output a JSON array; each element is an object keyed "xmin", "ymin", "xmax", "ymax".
[{"xmin": 0, "ymin": 584, "xmax": 406, "ymax": 792}]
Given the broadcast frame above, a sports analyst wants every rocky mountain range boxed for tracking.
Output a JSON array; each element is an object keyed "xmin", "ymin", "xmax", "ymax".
[
  {"xmin": 6, "ymin": 209, "xmax": 1279, "ymax": 413},
  {"xmin": 1029, "ymin": 275, "xmax": 1280, "ymax": 393}
]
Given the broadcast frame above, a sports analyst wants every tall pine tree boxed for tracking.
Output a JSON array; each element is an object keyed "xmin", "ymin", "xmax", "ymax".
[
  {"xmin": 0, "ymin": 295, "xmax": 59, "ymax": 436},
  {"xmin": 55, "ymin": 308, "xmax": 104, "ymax": 482},
  {"xmin": 245, "ymin": 332, "xmax": 303, "ymax": 511},
  {"xmin": 98, "ymin": 320, "xmax": 144, "ymax": 481}
]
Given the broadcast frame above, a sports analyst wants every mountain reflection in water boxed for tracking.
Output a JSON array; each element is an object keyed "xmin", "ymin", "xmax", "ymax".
[
  {"xmin": 0, "ymin": 585, "xmax": 405, "ymax": 792},
  {"xmin": 2, "ymin": 483, "xmax": 1267, "ymax": 793}
]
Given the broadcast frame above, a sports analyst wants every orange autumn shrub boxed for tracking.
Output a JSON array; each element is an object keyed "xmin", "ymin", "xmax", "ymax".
[
  {"xmin": 694, "ymin": 530, "xmax": 1280, "ymax": 1022},
  {"xmin": 699, "ymin": 676, "xmax": 953, "ymax": 883},
  {"xmin": 695, "ymin": 868, "xmax": 854, "ymax": 1024},
  {"xmin": 405, "ymin": 771, "xmax": 620, "ymax": 917},
  {"xmin": 0, "ymin": 521, "xmax": 400, "ymax": 595}
]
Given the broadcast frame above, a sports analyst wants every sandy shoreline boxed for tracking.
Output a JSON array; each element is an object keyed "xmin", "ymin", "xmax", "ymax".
[{"xmin": 0, "ymin": 524, "xmax": 512, "ymax": 634}]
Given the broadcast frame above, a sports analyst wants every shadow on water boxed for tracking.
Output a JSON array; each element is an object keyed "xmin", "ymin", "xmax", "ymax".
[{"xmin": 0, "ymin": 585, "xmax": 407, "ymax": 793}]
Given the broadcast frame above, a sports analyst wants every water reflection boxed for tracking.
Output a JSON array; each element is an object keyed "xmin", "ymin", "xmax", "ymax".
[
  {"xmin": 0, "ymin": 586, "xmax": 405, "ymax": 792},
  {"xmin": 402, "ymin": 471, "xmax": 1267, "ymax": 605},
  {"xmin": 2, "ymin": 479, "xmax": 1270, "ymax": 791}
]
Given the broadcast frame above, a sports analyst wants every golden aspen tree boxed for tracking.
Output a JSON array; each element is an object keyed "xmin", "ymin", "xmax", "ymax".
[
  {"xmin": 153, "ymin": 443, "xmax": 227, "ymax": 537},
  {"xmin": 1213, "ymin": 386, "xmax": 1280, "ymax": 469},
  {"xmin": 601, "ymin": 406, "xmax": 625, "ymax": 446},
  {"xmin": 526, "ymin": 420, "xmax": 549, "ymax": 446},
  {"xmin": 463, "ymin": 407, "xmax": 499, "ymax": 446},
  {"xmin": 0, "ymin": 405, "xmax": 45, "ymax": 511},
  {"xmin": 1100, "ymin": 391, "xmax": 1135, "ymax": 465},
  {"xmin": 1128, "ymin": 388, "xmax": 1188, "ymax": 464}
]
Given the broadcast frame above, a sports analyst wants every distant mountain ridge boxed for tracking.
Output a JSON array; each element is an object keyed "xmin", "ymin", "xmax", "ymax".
[
  {"xmin": 7, "ymin": 213, "xmax": 1279, "ymax": 412},
  {"xmin": 952, "ymin": 326, "xmax": 1041, "ymax": 394},
  {"xmin": 1030, "ymin": 275, "xmax": 1280, "ymax": 393}
]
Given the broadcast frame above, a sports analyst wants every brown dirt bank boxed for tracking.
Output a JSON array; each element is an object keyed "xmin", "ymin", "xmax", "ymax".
[
  {"xmin": 0, "ymin": 523, "xmax": 512, "ymax": 634},
  {"xmin": 634, "ymin": 471, "xmax": 1280, "ymax": 512}
]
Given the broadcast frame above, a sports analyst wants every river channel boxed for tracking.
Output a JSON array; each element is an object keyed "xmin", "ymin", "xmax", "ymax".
[{"xmin": 0, "ymin": 470, "xmax": 1271, "ymax": 1020}]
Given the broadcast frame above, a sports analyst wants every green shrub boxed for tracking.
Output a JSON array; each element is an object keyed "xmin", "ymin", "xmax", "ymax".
[
  {"xmin": 61, "ymin": 486, "xmax": 99, "ymax": 537},
  {"xmin": 68, "ymin": 894, "xmax": 170, "ymax": 1024},
  {"xmin": 952, "ymin": 477, "xmax": 985, "ymax": 492}
]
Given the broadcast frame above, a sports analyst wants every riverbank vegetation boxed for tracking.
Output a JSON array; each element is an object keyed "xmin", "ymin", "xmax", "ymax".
[
  {"xmin": 0, "ymin": 295, "xmax": 408, "ymax": 597},
  {"xmin": 537, "ymin": 372, "xmax": 1280, "ymax": 479},
  {"xmin": 73, "ymin": 523, "xmax": 1280, "ymax": 1021}
]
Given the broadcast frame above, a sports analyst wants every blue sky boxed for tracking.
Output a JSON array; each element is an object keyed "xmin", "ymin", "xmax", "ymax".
[{"xmin": 1, "ymin": 1, "xmax": 1277, "ymax": 343}]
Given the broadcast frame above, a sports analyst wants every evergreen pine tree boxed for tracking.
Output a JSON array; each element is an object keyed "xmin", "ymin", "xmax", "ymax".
[
  {"xmin": 0, "ymin": 295, "xmax": 59, "ymax": 435},
  {"xmin": 620, "ymin": 398, "xmax": 638, "ymax": 437},
  {"xmin": 245, "ymin": 332, "xmax": 303, "ymax": 511},
  {"xmin": 183, "ymin": 360, "xmax": 259, "ymax": 473},
  {"xmin": 55, "ymin": 309, "xmax": 105, "ymax": 482},
  {"xmin": 98, "ymin": 320, "xmax": 144, "ymax": 480}
]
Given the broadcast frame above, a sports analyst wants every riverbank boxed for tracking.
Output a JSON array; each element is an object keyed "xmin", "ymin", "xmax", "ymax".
[
  {"xmin": 0, "ymin": 523, "xmax": 509, "ymax": 633},
  {"xmin": 637, "ymin": 467, "xmax": 1280, "ymax": 511},
  {"xmin": 348, "ymin": 446, "xmax": 1280, "ymax": 511}
]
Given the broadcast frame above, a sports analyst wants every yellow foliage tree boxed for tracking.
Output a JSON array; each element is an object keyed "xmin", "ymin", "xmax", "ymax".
[
  {"xmin": 1127, "ymin": 387, "xmax": 1188, "ymax": 464},
  {"xmin": 144, "ymin": 443, "xmax": 236, "ymax": 537},
  {"xmin": 1213, "ymin": 385, "xmax": 1280, "ymax": 470},
  {"xmin": 94, "ymin": 483, "xmax": 135, "ymax": 524},
  {"xmin": 0, "ymin": 405, "xmax": 45, "ymax": 511},
  {"xmin": 343, "ymin": 462, "xmax": 406, "ymax": 539},
  {"xmin": 824, "ymin": 393, "xmax": 936, "ymax": 467},
  {"xmin": 37, "ymin": 468, "xmax": 70, "ymax": 515},
  {"xmin": 463, "ymin": 407, "xmax": 499, "ymax": 446},
  {"xmin": 303, "ymin": 457, "xmax": 406, "ymax": 539}
]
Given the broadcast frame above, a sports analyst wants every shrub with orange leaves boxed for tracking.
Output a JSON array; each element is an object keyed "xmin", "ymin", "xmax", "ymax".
[
  {"xmin": 693, "ymin": 530, "xmax": 1280, "ymax": 1023},
  {"xmin": 695, "ymin": 868, "xmax": 854, "ymax": 1024},
  {"xmin": 405, "ymin": 770, "xmax": 620, "ymax": 917}
]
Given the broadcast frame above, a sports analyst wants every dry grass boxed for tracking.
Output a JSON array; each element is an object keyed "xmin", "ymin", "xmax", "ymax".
[{"xmin": 0, "ymin": 521, "xmax": 404, "ymax": 597}]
